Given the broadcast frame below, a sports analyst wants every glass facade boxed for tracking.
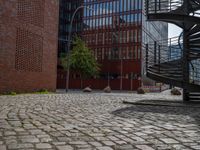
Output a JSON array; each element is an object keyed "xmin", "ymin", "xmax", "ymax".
[
  {"xmin": 83, "ymin": 0, "xmax": 143, "ymax": 61},
  {"xmin": 57, "ymin": 0, "xmax": 168, "ymax": 90},
  {"xmin": 58, "ymin": 0, "xmax": 83, "ymax": 55}
]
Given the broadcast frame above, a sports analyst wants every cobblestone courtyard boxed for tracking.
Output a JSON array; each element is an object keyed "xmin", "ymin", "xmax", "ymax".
[{"xmin": 0, "ymin": 92, "xmax": 200, "ymax": 150}]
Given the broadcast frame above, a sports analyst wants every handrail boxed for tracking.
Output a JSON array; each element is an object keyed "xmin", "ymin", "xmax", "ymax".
[
  {"xmin": 145, "ymin": 0, "xmax": 200, "ymax": 89},
  {"xmin": 146, "ymin": 0, "xmax": 200, "ymax": 15}
]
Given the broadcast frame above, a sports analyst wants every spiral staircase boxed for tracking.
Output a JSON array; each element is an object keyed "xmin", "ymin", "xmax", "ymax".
[{"xmin": 145, "ymin": 0, "xmax": 200, "ymax": 101}]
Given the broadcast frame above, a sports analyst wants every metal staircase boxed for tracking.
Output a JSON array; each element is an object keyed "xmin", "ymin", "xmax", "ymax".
[{"xmin": 145, "ymin": 0, "xmax": 200, "ymax": 101}]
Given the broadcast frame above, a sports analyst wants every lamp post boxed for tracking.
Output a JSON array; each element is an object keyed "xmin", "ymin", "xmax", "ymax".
[{"xmin": 66, "ymin": 5, "xmax": 93, "ymax": 92}]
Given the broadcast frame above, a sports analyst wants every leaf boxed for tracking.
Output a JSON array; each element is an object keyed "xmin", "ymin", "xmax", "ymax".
[{"xmin": 60, "ymin": 36, "xmax": 100, "ymax": 78}]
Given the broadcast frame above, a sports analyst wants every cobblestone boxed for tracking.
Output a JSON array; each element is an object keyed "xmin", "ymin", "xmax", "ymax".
[
  {"xmin": 0, "ymin": 92, "xmax": 200, "ymax": 149},
  {"xmin": 36, "ymin": 143, "xmax": 52, "ymax": 149},
  {"xmin": 56, "ymin": 145, "xmax": 74, "ymax": 150}
]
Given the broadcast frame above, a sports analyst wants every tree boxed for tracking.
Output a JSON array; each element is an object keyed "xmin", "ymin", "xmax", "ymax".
[{"xmin": 60, "ymin": 36, "xmax": 100, "ymax": 88}]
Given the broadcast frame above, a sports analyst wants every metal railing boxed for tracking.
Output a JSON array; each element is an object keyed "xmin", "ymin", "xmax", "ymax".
[
  {"xmin": 190, "ymin": 59, "xmax": 200, "ymax": 85},
  {"xmin": 146, "ymin": 36, "xmax": 183, "ymax": 67},
  {"xmin": 146, "ymin": 35, "xmax": 200, "ymax": 85},
  {"xmin": 146, "ymin": 0, "xmax": 200, "ymax": 15},
  {"xmin": 146, "ymin": 0, "xmax": 183, "ymax": 14}
]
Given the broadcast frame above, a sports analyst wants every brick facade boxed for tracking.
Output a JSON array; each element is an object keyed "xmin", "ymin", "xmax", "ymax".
[{"xmin": 0, "ymin": 0, "xmax": 59, "ymax": 93}]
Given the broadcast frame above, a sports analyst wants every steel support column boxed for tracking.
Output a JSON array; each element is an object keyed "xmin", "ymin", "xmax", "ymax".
[{"xmin": 182, "ymin": 29, "xmax": 190, "ymax": 102}]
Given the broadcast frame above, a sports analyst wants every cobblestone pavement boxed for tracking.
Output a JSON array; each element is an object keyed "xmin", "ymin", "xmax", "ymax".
[{"xmin": 0, "ymin": 92, "xmax": 200, "ymax": 150}]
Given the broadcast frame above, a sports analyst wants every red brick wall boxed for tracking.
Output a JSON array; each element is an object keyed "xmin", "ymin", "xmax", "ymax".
[
  {"xmin": 0, "ymin": 0, "xmax": 59, "ymax": 93},
  {"xmin": 57, "ymin": 69, "xmax": 140, "ymax": 91}
]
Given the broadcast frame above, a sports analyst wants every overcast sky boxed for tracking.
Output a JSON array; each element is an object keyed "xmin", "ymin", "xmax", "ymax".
[{"xmin": 168, "ymin": 23, "xmax": 182, "ymax": 38}]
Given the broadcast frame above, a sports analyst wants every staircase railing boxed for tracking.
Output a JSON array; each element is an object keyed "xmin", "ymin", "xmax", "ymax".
[
  {"xmin": 190, "ymin": 59, "xmax": 200, "ymax": 85},
  {"xmin": 146, "ymin": 0, "xmax": 200, "ymax": 15},
  {"xmin": 146, "ymin": 36, "xmax": 183, "ymax": 66},
  {"xmin": 146, "ymin": 0, "xmax": 183, "ymax": 14}
]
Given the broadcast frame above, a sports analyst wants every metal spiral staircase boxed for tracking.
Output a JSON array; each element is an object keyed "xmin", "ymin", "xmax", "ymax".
[{"xmin": 145, "ymin": 0, "xmax": 200, "ymax": 101}]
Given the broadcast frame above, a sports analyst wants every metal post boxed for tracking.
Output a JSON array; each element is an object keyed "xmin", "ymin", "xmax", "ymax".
[
  {"xmin": 65, "ymin": 6, "xmax": 93, "ymax": 92},
  {"xmin": 182, "ymin": 29, "xmax": 190, "ymax": 102},
  {"xmin": 154, "ymin": 41, "xmax": 157, "ymax": 64},
  {"xmin": 158, "ymin": 0, "xmax": 161, "ymax": 11},
  {"xmin": 155, "ymin": 0, "xmax": 157, "ymax": 13},
  {"xmin": 182, "ymin": 0, "xmax": 190, "ymax": 101},
  {"xmin": 170, "ymin": 0, "xmax": 172, "ymax": 11},
  {"xmin": 146, "ymin": 44, "xmax": 149, "ymax": 73},
  {"xmin": 146, "ymin": 0, "xmax": 149, "ymax": 14},
  {"xmin": 120, "ymin": 51, "xmax": 123, "ymax": 91},
  {"xmin": 131, "ymin": 72, "xmax": 133, "ymax": 91},
  {"xmin": 169, "ymin": 38, "xmax": 171, "ymax": 61},
  {"xmin": 158, "ymin": 45, "xmax": 161, "ymax": 73}
]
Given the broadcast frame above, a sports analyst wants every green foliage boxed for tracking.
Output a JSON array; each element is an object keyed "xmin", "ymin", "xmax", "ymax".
[
  {"xmin": 0, "ymin": 90, "xmax": 50, "ymax": 96},
  {"xmin": 0, "ymin": 91, "xmax": 17, "ymax": 96},
  {"xmin": 60, "ymin": 36, "xmax": 100, "ymax": 78},
  {"xmin": 35, "ymin": 89, "xmax": 49, "ymax": 94},
  {"xmin": 6, "ymin": 92, "xmax": 17, "ymax": 96},
  {"xmin": 60, "ymin": 53, "xmax": 69, "ymax": 71}
]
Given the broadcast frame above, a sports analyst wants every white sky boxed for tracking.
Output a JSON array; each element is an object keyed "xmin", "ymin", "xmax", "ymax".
[{"xmin": 168, "ymin": 23, "xmax": 182, "ymax": 38}]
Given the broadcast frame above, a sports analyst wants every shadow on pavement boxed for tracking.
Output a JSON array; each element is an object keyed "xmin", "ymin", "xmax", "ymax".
[{"xmin": 112, "ymin": 101, "xmax": 200, "ymax": 126}]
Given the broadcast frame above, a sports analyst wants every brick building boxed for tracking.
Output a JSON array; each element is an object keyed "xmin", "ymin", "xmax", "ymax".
[{"xmin": 0, "ymin": 0, "xmax": 59, "ymax": 93}]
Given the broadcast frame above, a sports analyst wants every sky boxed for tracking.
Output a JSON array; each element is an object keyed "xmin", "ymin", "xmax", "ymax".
[
  {"xmin": 168, "ymin": 23, "xmax": 182, "ymax": 38},
  {"xmin": 168, "ymin": 11, "xmax": 200, "ymax": 38}
]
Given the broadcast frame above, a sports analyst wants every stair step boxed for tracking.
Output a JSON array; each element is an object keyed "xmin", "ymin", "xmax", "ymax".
[
  {"xmin": 189, "ymin": 45, "xmax": 200, "ymax": 49},
  {"xmin": 189, "ymin": 25, "xmax": 200, "ymax": 35},
  {"xmin": 150, "ymin": 66, "xmax": 182, "ymax": 69},
  {"xmin": 148, "ymin": 69, "xmax": 182, "ymax": 74},
  {"xmin": 190, "ymin": 95, "xmax": 200, "ymax": 100},
  {"xmin": 190, "ymin": 93, "xmax": 200, "ymax": 96},
  {"xmin": 190, "ymin": 0, "xmax": 200, "ymax": 11},
  {"xmin": 147, "ymin": 71, "xmax": 182, "ymax": 79},
  {"xmin": 189, "ymin": 92, "xmax": 200, "ymax": 100},
  {"xmin": 190, "ymin": 39, "xmax": 200, "ymax": 44},
  {"xmin": 153, "ymin": 64, "xmax": 182, "ymax": 67},
  {"xmin": 190, "ymin": 33, "xmax": 200, "ymax": 40},
  {"xmin": 190, "ymin": 48, "xmax": 200, "ymax": 53},
  {"xmin": 150, "ymin": 67, "xmax": 182, "ymax": 71},
  {"xmin": 189, "ymin": 98, "xmax": 200, "ymax": 101},
  {"xmin": 149, "ymin": 72, "xmax": 182, "ymax": 76}
]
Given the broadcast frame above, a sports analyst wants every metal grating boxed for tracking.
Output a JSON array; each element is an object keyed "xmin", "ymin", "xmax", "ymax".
[
  {"xmin": 15, "ymin": 28, "xmax": 43, "ymax": 72},
  {"xmin": 17, "ymin": 0, "xmax": 45, "ymax": 27}
]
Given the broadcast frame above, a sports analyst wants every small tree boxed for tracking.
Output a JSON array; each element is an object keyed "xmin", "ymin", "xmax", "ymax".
[{"xmin": 60, "ymin": 36, "xmax": 100, "ymax": 88}]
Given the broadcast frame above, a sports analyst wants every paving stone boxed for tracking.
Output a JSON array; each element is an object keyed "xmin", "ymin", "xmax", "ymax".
[
  {"xmin": 4, "ymin": 131, "xmax": 16, "ymax": 136},
  {"xmin": 8, "ymin": 143, "xmax": 34, "ymax": 149},
  {"xmin": 69, "ymin": 141, "xmax": 88, "ymax": 145},
  {"xmin": 56, "ymin": 145, "xmax": 74, "ymax": 150},
  {"xmin": 0, "ymin": 93, "xmax": 200, "ymax": 150},
  {"xmin": 115, "ymin": 140, "xmax": 127, "ymax": 145},
  {"xmin": 21, "ymin": 137, "xmax": 40, "ymax": 143},
  {"xmin": 160, "ymin": 138, "xmax": 179, "ymax": 144},
  {"xmin": 40, "ymin": 137, "xmax": 52, "ymax": 142},
  {"xmin": 190, "ymin": 145, "xmax": 200, "ymax": 150},
  {"xmin": 36, "ymin": 143, "xmax": 52, "ymax": 149},
  {"xmin": 97, "ymin": 146, "xmax": 113, "ymax": 150},
  {"xmin": 0, "ymin": 145, "xmax": 6, "ymax": 150},
  {"xmin": 5, "ymin": 139, "xmax": 17, "ymax": 145},
  {"xmin": 89, "ymin": 141, "xmax": 102, "ymax": 147},
  {"xmin": 136, "ymin": 145, "xmax": 155, "ymax": 150},
  {"xmin": 102, "ymin": 141, "xmax": 115, "ymax": 146},
  {"xmin": 115, "ymin": 144, "xmax": 134, "ymax": 150},
  {"xmin": 52, "ymin": 142, "xmax": 66, "ymax": 145}
]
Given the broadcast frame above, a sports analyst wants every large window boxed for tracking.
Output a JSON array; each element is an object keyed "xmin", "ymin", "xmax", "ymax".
[{"xmin": 83, "ymin": 0, "xmax": 143, "ymax": 61}]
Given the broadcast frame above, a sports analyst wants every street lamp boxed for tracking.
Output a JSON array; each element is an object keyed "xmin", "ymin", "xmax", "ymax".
[{"xmin": 66, "ymin": 5, "xmax": 93, "ymax": 92}]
